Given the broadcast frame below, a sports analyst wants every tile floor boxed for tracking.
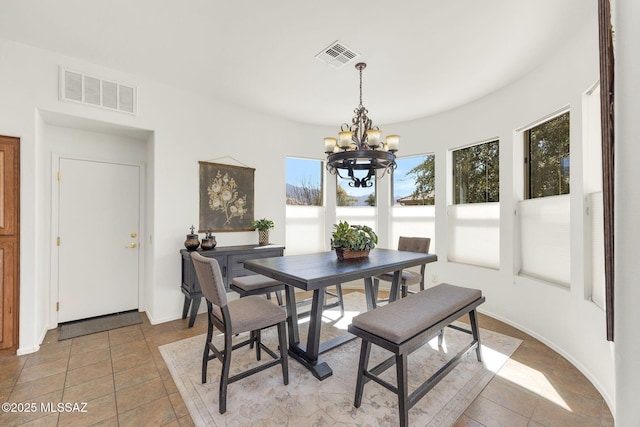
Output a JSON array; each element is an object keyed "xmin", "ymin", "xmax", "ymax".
[{"xmin": 0, "ymin": 291, "xmax": 614, "ymax": 426}]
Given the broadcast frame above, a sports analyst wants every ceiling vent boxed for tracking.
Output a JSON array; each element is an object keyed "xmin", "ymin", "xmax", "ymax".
[
  {"xmin": 315, "ymin": 41, "xmax": 359, "ymax": 68},
  {"xmin": 59, "ymin": 67, "xmax": 137, "ymax": 115}
]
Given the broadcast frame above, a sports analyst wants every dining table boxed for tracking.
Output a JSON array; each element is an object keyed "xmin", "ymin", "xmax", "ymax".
[{"xmin": 243, "ymin": 249, "xmax": 438, "ymax": 380}]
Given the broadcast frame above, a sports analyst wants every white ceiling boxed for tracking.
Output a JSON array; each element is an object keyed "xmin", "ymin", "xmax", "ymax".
[{"xmin": 0, "ymin": 0, "xmax": 595, "ymax": 126}]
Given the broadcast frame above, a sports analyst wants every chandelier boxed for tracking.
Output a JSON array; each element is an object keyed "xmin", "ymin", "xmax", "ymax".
[{"xmin": 324, "ymin": 62, "xmax": 399, "ymax": 188}]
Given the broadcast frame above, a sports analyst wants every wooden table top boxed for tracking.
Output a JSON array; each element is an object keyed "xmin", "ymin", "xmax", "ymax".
[{"xmin": 244, "ymin": 249, "xmax": 437, "ymax": 291}]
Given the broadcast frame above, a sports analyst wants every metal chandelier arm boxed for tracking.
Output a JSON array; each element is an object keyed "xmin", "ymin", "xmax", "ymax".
[{"xmin": 322, "ymin": 62, "xmax": 399, "ymax": 188}]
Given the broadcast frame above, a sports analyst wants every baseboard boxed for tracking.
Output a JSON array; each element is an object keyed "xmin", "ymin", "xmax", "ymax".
[
  {"xmin": 17, "ymin": 344, "xmax": 40, "ymax": 355},
  {"xmin": 145, "ymin": 311, "xmax": 188, "ymax": 326}
]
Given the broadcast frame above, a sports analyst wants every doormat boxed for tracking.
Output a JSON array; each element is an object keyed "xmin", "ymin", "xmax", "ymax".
[{"xmin": 59, "ymin": 311, "xmax": 142, "ymax": 340}]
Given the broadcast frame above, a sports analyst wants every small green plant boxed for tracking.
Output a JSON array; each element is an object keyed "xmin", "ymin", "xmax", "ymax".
[
  {"xmin": 330, "ymin": 221, "xmax": 378, "ymax": 251},
  {"xmin": 249, "ymin": 218, "xmax": 275, "ymax": 231}
]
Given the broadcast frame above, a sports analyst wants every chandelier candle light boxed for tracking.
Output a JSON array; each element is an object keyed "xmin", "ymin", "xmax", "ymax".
[{"xmin": 324, "ymin": 62, "xmax": 399, "ymax": 188}]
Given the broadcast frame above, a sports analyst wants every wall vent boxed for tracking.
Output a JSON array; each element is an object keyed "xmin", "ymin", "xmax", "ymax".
[
  {"xmin": 315, "ymin": 41, "xmax": 359, "ymax": 68},
  {"xmin": 59, "ymin": 67, "xmax": 137, "ymax": 114}
]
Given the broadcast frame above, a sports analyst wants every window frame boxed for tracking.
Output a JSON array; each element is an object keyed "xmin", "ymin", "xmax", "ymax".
[
  {"xmin": 391, "ymin": 153, "xmax": 435, "ymax": 206},
  {"xmin": 523, "ymin": 111, "xmax": 571, "ymax": 200},
  {"xmin": 451, "ymin": 139, "xmax": 500, "ymax": 205},
  {"xmin": 285, "ymin": 156, "xmax": 324, "ymax": 207}
]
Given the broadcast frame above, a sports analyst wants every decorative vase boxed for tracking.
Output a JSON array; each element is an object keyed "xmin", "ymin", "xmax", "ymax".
[
  {"xmin": 184, "ymin": 234, "xmax": 200, "ymax": 251},
  {"xmin": 258, "ymin": 230, "xmax": 269, "ymax": 246},
  {"xmin": 201, "ymin": 232, "xmax": 217, "ymax": 250},
  {"xmin": 184, "ymin": 225, "xmax": 200, "ymax": 251},
  {"xmin": 335, "ymin": 248, "xmax": 370, "ymax": 260}
]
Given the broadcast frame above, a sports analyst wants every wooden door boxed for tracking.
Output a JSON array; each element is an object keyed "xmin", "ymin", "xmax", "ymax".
[
  {"xmin": 0, "ymin": 136, "xmax": 19, "ymax": 354},
  {"xmin": 57, "ymin": 158, "xmax": 140, "ymax": 322}
]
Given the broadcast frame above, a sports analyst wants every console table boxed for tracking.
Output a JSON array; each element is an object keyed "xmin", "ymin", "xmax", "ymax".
[{"xmin": 180, "ymin": 244, "xmax": 285, "ymax": 327}]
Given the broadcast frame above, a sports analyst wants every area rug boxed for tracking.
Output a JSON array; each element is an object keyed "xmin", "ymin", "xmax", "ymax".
[
  {"xmin": 159, "ymin": 293, "xmax": 521, "ymax": 426},
  {"xmin": 59, "ymin": 311, "xmax": 142, "ymax": 340}
]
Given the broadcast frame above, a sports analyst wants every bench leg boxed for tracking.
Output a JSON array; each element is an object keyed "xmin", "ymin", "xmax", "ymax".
[
  {"xmin": 354, "ymin": 339, "xmax": 372, "ymax": 408},
  {"xmin": 396, "ymin": 352, "xmax": 409, "ymax": 427},
  {"xmin": 469, "ymin": 309, "xmax": 482, "ymax": 362}
]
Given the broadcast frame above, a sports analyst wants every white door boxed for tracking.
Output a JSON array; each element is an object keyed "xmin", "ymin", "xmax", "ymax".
[{"xmin": 57, "ymin": 158, "xmax": 140, "ymax": 323}]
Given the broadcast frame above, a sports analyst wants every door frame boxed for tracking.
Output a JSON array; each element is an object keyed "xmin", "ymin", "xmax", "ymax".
[{"xmin": 50, "ymin": 153, "xmax": 146, "ymax": 327}]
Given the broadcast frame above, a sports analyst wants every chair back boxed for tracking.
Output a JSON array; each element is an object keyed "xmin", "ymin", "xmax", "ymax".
[
  {"xmin": 398, "ymin": 236, "xmax": 430, "ymax": 254},
  {"xmin": 191, "ymin": 252, "xmax": 228, "ymax": 308}
]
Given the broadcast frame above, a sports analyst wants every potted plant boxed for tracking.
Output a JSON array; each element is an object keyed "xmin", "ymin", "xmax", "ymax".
[
  {"xmin": 250, "ymin": 218, "xmax": 275, "ymax": 246},
  {"xmin": 330, "ymin": 220, "xmax": 378, "ymax": 260}
]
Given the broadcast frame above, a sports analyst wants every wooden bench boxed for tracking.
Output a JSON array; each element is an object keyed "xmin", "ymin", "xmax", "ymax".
[{"xmin": 347, "ymin": 283, "xmax": 485, "ymax": 427}]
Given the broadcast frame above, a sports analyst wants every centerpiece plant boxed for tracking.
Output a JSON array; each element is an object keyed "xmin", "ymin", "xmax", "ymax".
[{"xmin": 330, "ymin": 220, "xmax": 378, "ymax": 260}]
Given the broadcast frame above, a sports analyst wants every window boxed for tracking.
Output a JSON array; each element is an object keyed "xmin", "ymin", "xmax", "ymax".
[
  {"xmin": 452, "ymin": 140, "xmax": 499, "ymax": 204},
  {"xmin": 337, "ymin": 175, "xmax": 376, "ymax": 207},
  {"xmin": 524, "ymin": 111, "xmax": 570, "ymax": 199},
  {"xmin": 393, "ymin": 154, "xmax": 435, "ymax": 205},
  {"xmin": 285, "ymin": 157, "xmax": 323, "ymax": 206}
]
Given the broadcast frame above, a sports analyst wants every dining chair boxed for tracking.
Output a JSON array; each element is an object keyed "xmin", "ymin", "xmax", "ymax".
[
  {"xmin": 372, "ymin": 237, "xmax": 431, "ymax": 303},
  {"xmin": 231, "ymin": 274, "xmax": 285, "ymax": 306},
  {"xmin": 191, "ymin": 252, "xmax": 288, "ymax": 414}
]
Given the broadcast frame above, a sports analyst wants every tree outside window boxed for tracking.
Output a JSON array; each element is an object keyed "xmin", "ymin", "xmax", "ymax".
[
  {"xmin": 286, "ymin": 157, "xmax": 323, "ymax": 206},
  {"xmin": 453, "ymin": 140, "xmax": 499, "ymax": 204},
  {"xmin": 336, "ymin": 175, "xmax": 376, "ymax": 207},
  {"xmin": 393, "ymin": 154, "xmax": 435, "ymax": 205},
  {"xmin": 525, "ymin": 112, "xmax": 570, "ymax": 199}
]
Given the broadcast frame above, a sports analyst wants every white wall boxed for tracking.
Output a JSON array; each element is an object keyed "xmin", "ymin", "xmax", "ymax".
[
  {"xmin": 0, "ymin": 37, "xmax": 327, "ymax": 352},
  {"xmin": 386, "ymin": 18, "xmax": 615, "ymax": 410},
  {"xmin": 0, "ymin": 6, "xmax": 620, "ymax": 415}
]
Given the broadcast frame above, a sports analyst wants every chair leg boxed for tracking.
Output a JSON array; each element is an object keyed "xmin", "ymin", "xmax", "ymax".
[
  {"xmin": 438, "ymin": 328, "xmax": 444, "ymax": 347},
  {"xmin": 219, "ymin": 331, "xmax": 233, "ymax": 414},
  {"xmin": 202, "ymin": 318, "xmax": 214, "ymax": 384},
  {"xmin": 277, "ymin": 321, "xmax": 289, "ymax": 385},
  {"xmin": 275, "ymin": 290, "xmax": 283, "ymax": 306},
  {"xmin": 354, "ymin": 339, "xmax": 372, "ymax": 408},
  {"xmin": 373, "ymin": 278, "xmax": 380, "ymax": 302},
  {"xmin": 396, "ymin": 352, "xmax": 409, "ymax": 427},
  {"xmin": 255, "ymin": 329, "xmax": 262, "ymax": 361}
]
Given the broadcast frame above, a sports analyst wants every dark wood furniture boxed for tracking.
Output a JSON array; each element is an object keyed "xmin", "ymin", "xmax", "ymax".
[
  {"xmin": 180, "ymin": 244, "xmax": 284, "ymax": 327},
  {"xmin": 348, "ymin": 283, "xmax": 485, "ymax": 427},
  {"xmin": 192, "ymin": 253, "xmax": 288, "ymax": 414},
  {"xmin": 0, "ymin": 136, "xmax": 19, "ymax": 354},
  {"xmin": 244, "ymin": 249, "xmax": 437, "ymax": 380}
]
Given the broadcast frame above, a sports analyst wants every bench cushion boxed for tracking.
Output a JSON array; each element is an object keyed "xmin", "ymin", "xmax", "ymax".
[{"xmin": 351, "ymin": 283, "xmax": 482, "ymax": 344}]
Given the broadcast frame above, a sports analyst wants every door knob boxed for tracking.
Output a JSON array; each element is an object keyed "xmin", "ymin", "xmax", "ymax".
[{"xmin": 126, "ymin": 242, "xmax": 138, "ymax": 248}]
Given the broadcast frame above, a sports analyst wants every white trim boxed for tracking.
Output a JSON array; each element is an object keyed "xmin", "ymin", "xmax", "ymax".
[{"xmin": 515, "ymin": 104, "xmax": 571, "ymax": 133}]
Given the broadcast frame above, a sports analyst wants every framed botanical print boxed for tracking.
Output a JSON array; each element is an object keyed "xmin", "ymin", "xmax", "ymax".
[{"xmin": 199, "ymin": 161, "xmax": 254, "ymax": 232}]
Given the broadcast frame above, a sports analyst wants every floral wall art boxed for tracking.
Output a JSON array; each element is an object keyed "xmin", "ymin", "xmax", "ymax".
[{"xmin": 199, "ymin": 162, "xmax": 255, "ymax": 232}]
